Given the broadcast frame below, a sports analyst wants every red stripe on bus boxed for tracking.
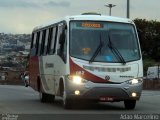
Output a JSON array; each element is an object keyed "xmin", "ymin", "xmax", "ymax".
[
  {"xmin": 70, "ymin": 58, "xmax": 109, "ymax": 83},
  {"xmin": 29, "ymin": 56, "xmax": 40, "ymax": 90}
]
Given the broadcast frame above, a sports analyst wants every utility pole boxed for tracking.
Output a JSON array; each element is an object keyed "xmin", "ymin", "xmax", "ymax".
[
  {"xmin": 127, "ymin": 0, "xmax": 130, "ymax": 18},
  {"xmin": 105, "ymin": 4, "xmax": 116, "ymax": 16}
]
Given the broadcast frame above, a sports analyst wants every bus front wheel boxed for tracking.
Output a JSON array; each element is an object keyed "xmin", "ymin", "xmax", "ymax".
[
  {"xmin": 63, "ymin": 91, "xmax": 72, "ymax": 109},
  {"xmin": 124, "ymin": 100, "xmax": 136, "ymax": 110}
]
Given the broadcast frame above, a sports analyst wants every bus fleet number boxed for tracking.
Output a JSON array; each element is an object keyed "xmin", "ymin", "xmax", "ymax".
[{"xmin": 76, "ymin": 71, "xmax": 85, "ymax": 76}]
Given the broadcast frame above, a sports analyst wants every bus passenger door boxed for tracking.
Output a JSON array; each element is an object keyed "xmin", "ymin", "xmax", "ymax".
[{"xmin": 54, "ymin": 23, "xmax": 67, "ymax": 95}]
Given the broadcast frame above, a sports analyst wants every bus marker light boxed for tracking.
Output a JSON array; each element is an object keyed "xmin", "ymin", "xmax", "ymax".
[
  {"xmin": 131, "ymin": 92, "xmax": 137, "ymax": 97},
  {"xmin": 75, "ymin": 90, "xmax": 80, "ymax": 95}
]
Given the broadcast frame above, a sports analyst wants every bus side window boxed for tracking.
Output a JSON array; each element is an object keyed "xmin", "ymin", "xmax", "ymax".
[
  {"xmin": 30, "ymin": 33, "xmax": 36, "ymax": 56},
  {"xmin": 40, "ymin": 30, "xmax": 46, "ymax": 55},
  {"xmin": 57, "ymin": 24, "xmax": 67, "ymax": 63},
  {"xmin": 49, "ymin": 26, "xmax": 58, "ymax": 54},
  {"xmin": 30, "ymin": 33, "xmax": 34, "ymax": 49},
  {"xmin": 46, "ymin": 27, "xmax": 53, "ymax": 54},
  {"xmin": 54, "ymin": 26, "xmax": 58, "ymax": 54},
  {"xmin": 43, "ymin": 29, "xmax": 49, "ymax": 55},
  {"xmin": 37, "ymin": 31, "xmax": 43, "ymax": 55},
  {"xmin": 35, "ymin": 32, "xmax": 40, "ymax": 56}
]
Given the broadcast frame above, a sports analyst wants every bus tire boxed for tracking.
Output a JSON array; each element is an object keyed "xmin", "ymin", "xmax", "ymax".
[
  {"xmin": 39, "ymin": 91, "xmax": 47, "ymax": 103},
  {"xmin": 63, "ymin": 98, "xmax": 72, "ymax": 109},
  {"xmin": 40, "ymin": 90, "xmax": 55, "ymax": 103},
  {"xmin": 63, "ymin": 91, "xmax": 72, "ymax": 109},
  {"xmin": 38, "ymin": 80, "xmax": 47, "ymax": 103},
  {"xmin": 47, "ymin": 94, "xmax": 55, "ymax": 103},
  {"xmin": 124, "ymin": 100, "xmax": 136, "ymax": 110},
  {"xmin": 64, "ymin": 98, "xmax": 72, "ymax": 109}
]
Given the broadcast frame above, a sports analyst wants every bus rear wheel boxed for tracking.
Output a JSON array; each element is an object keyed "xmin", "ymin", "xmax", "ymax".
[
  {"xmin": 39, "ymin": 91, "xmax": 47, "ymax": 103},
  {"xmin": 124, "ymin": 100, "xmax": 136, "ymax": 110},
  {"xmin": 39, "ymin": 90, "xmax": 55, "ymax": 103},
  {"xmin": 38, "ymin": 79, "xmax": 55, "ymax": 103}
]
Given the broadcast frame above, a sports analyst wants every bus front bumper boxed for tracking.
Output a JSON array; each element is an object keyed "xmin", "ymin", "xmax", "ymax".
[{"xmin": 66, "ymin": 81, "xmax": 143, "ymax": 102}]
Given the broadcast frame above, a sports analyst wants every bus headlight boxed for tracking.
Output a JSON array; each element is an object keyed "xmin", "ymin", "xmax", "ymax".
[
  {"xmin": 68, "ymin": 75, "xmax": 87, "ymax": 84},
  {"xmin": 126, "ymin": 78, "xmax": 143, "ymax": 85},
  {"xmin": 72, "ymin": 76, "xmax": 82, "ymax": 84}
]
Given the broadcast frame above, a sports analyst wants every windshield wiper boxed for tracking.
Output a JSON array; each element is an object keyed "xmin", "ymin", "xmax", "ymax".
[
  {"xmin": 89, "ymin": 34, "xmax": 103, "ymax": 63},
  {"xmin": 108, "ymin": 33, "xmax": 126, "ymax": 65}
]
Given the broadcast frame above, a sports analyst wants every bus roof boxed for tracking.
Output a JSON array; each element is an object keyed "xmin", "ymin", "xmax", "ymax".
[{"xmin": 33, "ymin": 14, "xmax": 133, "ymax": 32}]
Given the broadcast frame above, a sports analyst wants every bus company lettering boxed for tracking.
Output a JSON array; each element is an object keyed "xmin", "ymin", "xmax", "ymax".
[{"xmin": 45, "ymin": 63, "xmax": 54, "ymax": 68}]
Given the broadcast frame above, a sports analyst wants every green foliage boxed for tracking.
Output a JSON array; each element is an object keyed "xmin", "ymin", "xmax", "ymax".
[
  {"xmin": 134, "ymin": 19, "xmax": 160, "ymax": 61},
  {"xmin": 143, "ymin": 58, "xmax": 156, "ymax": 75},
  {"xmin": 134, "ymin": 19, "xmax": 160, "ymax": 74}
]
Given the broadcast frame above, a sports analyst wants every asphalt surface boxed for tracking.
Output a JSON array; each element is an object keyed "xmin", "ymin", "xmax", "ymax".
[{"xmin": 0, "ymin": 85, "xmax": 159, "ymax": 120}]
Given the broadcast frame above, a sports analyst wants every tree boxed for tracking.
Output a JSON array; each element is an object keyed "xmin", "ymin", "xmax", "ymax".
[{"xmin": 134, "ymin": 19, "xmax": 160, "ymax": 61}]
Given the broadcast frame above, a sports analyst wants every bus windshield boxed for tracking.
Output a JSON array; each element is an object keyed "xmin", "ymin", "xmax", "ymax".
[{"xmin": 69, "ymin": 21, "xmax": 140, "ymax": 63}]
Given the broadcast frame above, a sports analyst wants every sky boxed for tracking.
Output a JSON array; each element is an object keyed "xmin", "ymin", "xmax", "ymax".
[{"xmin": 0, "ymin": 0, "xmax": 160, "ymax": 34}]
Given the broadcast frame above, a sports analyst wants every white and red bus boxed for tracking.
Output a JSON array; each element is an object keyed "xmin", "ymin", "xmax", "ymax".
[{"xmin": 29, "ymin": 14, "xmax": 143, "ymax": 109}]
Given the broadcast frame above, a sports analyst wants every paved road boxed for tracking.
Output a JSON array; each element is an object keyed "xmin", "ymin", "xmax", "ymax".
[{"xmin": 0, "ymin": 85, "xmax": 159, "ymax": 119}]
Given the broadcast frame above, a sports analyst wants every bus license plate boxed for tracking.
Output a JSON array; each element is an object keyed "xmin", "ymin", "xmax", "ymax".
[{"xmin": 100, "ymin": 96, "xmax": 114, "ymax": 101}]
